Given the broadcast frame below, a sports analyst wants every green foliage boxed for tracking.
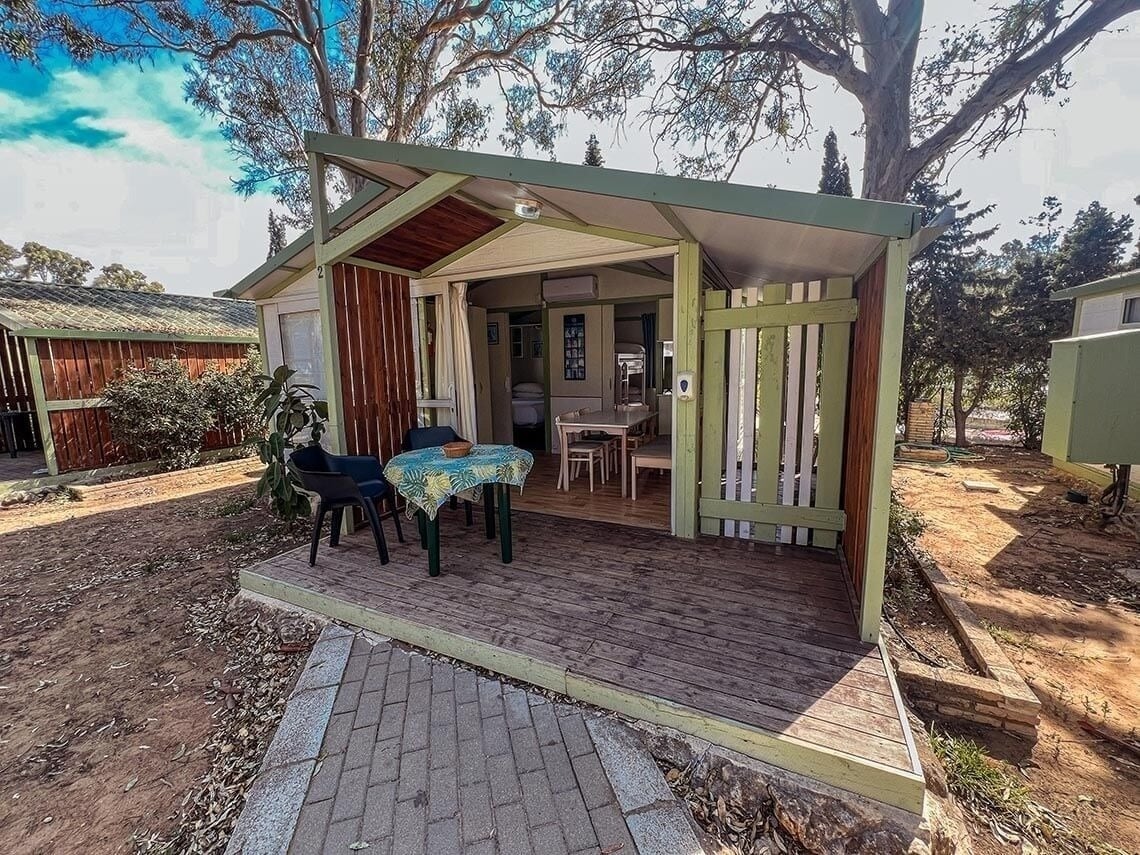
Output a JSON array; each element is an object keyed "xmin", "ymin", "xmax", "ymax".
[
  {"xmin": 91, "ymin": 262, "xmax": 165, "ymax": 292},
  {"xmin": 929, "ymin": 731, "xmax": 1028, "ymax": 817},
  {"xmin": 101, "ymin": 352, "xmax": 264, "ymax": 470},
  {"xmin": 0, "ymin": 239, "xmax": 19, "ymax": 278},
  {"xmin": 902, "ymin": 181, "xmax": 1003, "ymax": 446},
  {"xmin": 817, "ymin": 129, "xmax": 852, "ymax": 197},
  {"xmin": 198, "ymin": 348, "xmax": 265, "ymax": 446},
  {"xmin": 887, "ymin": 490, "xmax": 925, "ymax": 565},
  {"xmin": 266, "ymin": 211, "xmax": 287, "ymax": 259},
  {"xmin": 254, "ymin": 365, "xmax": 328, "ymax": 522},
  {"xmin": 102, "ymin": 358, "xmax": 214, "ymax": 470},
  {"xmin": 583, "ymin": 133, "xmax": 605, "ymax": 167},
  {"xmin": 1053, "ymin": 201, "xmax": 1134, "ymax": 291},
  {"xmin": 19, "ymin": 240, "xmax": 93, "ymax": 284}
]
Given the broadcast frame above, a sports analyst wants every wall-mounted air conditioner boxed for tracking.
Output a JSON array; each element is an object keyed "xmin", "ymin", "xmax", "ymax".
[{"xmin": 542, "ymin": 275, "xmax": 597, "ymax": 303}]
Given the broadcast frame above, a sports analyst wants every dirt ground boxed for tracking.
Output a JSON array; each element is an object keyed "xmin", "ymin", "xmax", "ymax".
[
  {"xmin": 0, "ymin": 462, "xmax": 306, "ymax": 854},
  {"xmin": 894, "ymin": 448, "xmax": 1140, "ymax": 854}
]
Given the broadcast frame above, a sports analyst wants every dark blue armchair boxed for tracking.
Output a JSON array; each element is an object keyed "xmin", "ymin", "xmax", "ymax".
[{"xmin": 288, "ymin": 444, "xmax": 404, "ymax": 566}]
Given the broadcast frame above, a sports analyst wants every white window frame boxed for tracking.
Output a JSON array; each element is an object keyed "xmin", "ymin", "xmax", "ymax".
[{"xmin": 1122, "ymin": 293, "xmax": 1140, "ymax": 328}]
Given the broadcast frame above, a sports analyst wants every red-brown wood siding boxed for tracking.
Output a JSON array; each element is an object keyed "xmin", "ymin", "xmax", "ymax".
[
  {"xmin": 0, "ymin": 327, "xmax": 41, "ymax": 452},
  {"xmin": 35, "ymin": 338, "xmax": 252, "ymax": 472},
  {"xmin": 353, "ymin": 197, "xmax": 503, "ymax": 272},
  {"xmin": 840, "ymin": 254, "xmax": 886, "ymax": 598},
  {"xmin": 333, "ymin": 263, "xmax": 417, "ymax": 464}
]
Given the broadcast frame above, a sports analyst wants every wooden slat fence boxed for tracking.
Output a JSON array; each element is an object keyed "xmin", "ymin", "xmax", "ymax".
[
  {"xmin": 35, "ymin": 337, "xmax": 252, "ymax": 473},
  {"xmin": 0, "ymin": 326, "xmax": 41, "ymax": 452},
  {"xmin": 840, "ymin": 256, "xmax": 887, "ymax": 600},
  {"xmin": 699, "ymin": 278, "xmax": 855, "ymax": 547},
  {"xmin": 333, "ymin": 262, "xmax": 417, "ymax": 464}
]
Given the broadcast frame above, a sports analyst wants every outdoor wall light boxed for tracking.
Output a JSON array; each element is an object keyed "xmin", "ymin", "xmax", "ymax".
[{"xmin": 513, "ymin": 197, "xmax": 543, "ymax": 219}]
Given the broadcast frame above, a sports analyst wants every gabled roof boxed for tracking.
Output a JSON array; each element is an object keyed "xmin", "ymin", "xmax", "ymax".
[
  {"xmin": 0, "ymin": 280, "xmax": 258, "ymax": 342},
  {"xmin": 1051, "ymin": 268, "xmax": 1140, "ymax": 301},
  {"xmin": 227, "ymin": 137, "xmax": 925, "ymax": 299}
]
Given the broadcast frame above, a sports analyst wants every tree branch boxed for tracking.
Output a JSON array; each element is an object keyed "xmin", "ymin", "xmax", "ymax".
[{"xmin": 906, "ymin": 0, "xmax": 1140, "ymax": 180}]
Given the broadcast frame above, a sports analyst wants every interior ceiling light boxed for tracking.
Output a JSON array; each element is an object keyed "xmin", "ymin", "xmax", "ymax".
[{"xmin": 513, "ymin": 197, "xmax": 542, "ymax": 220}]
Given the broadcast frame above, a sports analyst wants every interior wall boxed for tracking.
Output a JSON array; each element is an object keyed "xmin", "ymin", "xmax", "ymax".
[{"xmin": 467, "ymin": 266, "xmax": 670, "ymax": 311}]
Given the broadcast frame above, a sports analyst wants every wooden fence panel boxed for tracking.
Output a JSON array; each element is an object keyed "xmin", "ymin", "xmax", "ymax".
[
  {"xmin": 699, "ymin": 280, "xmax": 854, "ymax": 547},
  {"xmin": 841, "ymin": 257, "xmax": 887, "ymax": 598},
  {"xmin": 33, "ymin": 337, "xmax": 253, "ymax": 472},
  {"xmin": 333, "ymin": 262, "xmax": 417, "ymax": 465},
  {"xmin": 0, "ymin": 327, "xmax": 41, "ymax": 452}
]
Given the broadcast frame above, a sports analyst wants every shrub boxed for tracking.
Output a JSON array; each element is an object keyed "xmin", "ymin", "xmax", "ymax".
[
  {"xmin": 199, "ymin": 348, "xmax": 265, "ymax": 446},
  {"xmin": 887, "ymin": 489, "xmax": 926, "ymax": 564},
  {"xmin": 255, "ymin": 365, "xmax": 328, "ymax": 522},
  {"xmin": 102, "ymin": 358, "xmax": 213, "ymax": 470}
]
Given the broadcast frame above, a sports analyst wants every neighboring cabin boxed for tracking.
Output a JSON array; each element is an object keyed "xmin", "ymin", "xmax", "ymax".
[
  {"xmin": 1043, "ymin": 268, "xmax": 1140, "ymax": 497},
  {"xmin": 0, "ymin": 280, "xmax": 257, "ymax": 478}
]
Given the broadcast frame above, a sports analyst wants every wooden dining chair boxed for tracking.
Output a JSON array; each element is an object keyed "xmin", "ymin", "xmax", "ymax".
[{"xmin": 555, "ymin": 410, "xmax": 608, "ymax": 492}]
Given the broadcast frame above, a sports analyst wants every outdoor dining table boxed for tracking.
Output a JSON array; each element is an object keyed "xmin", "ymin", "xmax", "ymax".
[
  {"xmin": 556, "ymin": 408, "xmax": 656, "ymax": 497},
  {"xmin": 383, "ymin": 444, "xmax": 534, "ymax": 577}
]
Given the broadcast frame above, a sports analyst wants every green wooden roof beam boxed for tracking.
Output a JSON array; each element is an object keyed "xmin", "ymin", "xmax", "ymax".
[
  {"xmin": 220, "ymin": 181, "xmax": 390, "ymax": 298},
  {"xmin": 305, "ymin": 132, "xmax": 923, "ymax": 239}
]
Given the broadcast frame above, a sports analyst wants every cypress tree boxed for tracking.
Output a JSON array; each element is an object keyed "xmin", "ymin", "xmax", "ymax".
[
  {"xmin": 583, "ymin": 134, "xmax": 604, "ymax": 167},
  {"xmin": 818, "ymin": 129, "xmax": 852, "ymax": 196}
]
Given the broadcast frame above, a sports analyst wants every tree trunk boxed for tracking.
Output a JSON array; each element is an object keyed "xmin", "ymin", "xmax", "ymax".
[
  {"xmin": 951, "ymin": 369, "xmax": 969, "ymax": 448},
  {"xmin": 861, "ymin": 97, "xmax": 912, "ymax": 202},
  {"xmin": 856, "ymin": 0, "xmax": 923, "ymax": 202}
]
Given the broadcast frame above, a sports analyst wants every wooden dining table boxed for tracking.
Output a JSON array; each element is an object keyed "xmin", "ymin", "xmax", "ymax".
[{"xmin": 556, "ymin": 408, "xmax": 656, "ymax": 498}]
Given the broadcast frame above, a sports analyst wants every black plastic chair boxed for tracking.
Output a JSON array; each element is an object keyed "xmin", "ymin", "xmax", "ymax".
[
  {"xmin": 403, "ymin": 426, "xmax": 475, "ymax": 527},
  {"xmin": 288, "ymin": 444, "xmax": 404, "ymax": 567}
]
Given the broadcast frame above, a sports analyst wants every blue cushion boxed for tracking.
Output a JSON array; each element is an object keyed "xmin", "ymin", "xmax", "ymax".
[{"xmin": 356, "ymin": 479, "xmax": 391, "ymax": 499}]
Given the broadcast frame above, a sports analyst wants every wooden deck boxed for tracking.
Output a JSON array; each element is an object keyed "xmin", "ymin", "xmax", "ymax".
[
  {"xmin": 511, "ymin": 452, "xmax": 671, "ymax": 531},
  {"xmin": 241, "ymin": 508, "xmax": 924, "ymax": 811}
]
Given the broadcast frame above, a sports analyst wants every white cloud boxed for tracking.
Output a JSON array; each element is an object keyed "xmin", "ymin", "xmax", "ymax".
[{"xmin": 0, "ymin": 61, "xmax": 275, "ymax": 296}]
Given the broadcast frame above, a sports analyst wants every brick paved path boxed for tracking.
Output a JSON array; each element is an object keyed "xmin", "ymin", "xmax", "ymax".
[{"xmin": 289, "ymin": 637, "xmax": 641, "ymax": 855}]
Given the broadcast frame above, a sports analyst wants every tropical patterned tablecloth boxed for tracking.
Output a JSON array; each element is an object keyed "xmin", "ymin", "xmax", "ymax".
[{"xmin": 384, "ymin": 444, "xmax": 534, "ymax": 520}]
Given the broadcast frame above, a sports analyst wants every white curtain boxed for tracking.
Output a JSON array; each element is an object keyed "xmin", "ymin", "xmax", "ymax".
[{"xmin": 449, "ymin": 281, "xmax": 478, "ymax": 442}]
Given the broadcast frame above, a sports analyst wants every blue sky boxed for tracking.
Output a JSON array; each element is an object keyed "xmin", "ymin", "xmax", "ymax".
[{"xmin": 1, "ymin": 13, "xmax": 1139, "ymax": 298}]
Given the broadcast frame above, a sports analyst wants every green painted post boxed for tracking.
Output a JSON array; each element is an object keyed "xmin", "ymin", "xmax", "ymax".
[
  {"xmin": 699, "ymin": 291, "xmax": 728, "ymax": 536},
  {"xmin": 497, "ymin": 484, "xmax": 513, "ymax": 563},
  {"xmin": 813, "ymin": 277, "xmax": 853, "ymax": 550},
  {"xmin": 753, "ymin": 283, "xmax": 788, "ymax": 543},
  {"xmin": 22, "ymin": 338, "xmax": 58, "ymax": 476},
  {"xmin": 308, "ymin": 152, "xmax": 347, "ymax": 456},
  {"xmin": 859, "ymin": 239, "xmax": 909, "ymax": 642},
  {"xmin": 672, "ymin": 241, "xmax": 702, "ymax": 539}
]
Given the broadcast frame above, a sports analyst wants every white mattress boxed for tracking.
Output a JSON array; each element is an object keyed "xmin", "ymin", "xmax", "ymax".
[{"xmin": 511, "ymin": 397, "xmax": 546, "ymax": 426}]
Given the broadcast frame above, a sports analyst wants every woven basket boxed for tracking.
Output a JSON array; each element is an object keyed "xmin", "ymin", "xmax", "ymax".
[{"xmin": 442, "ymin": 441, "xmax": 473, "ymax": 459}]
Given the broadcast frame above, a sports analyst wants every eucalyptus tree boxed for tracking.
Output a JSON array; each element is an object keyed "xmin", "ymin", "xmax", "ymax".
[
  {"xmin": 556, "ymin": 0, "xmax": 1140, "ymax": 200},
  {"xmin": 20, "ymin": 0, "xmax": 615, "ymax": 224}
]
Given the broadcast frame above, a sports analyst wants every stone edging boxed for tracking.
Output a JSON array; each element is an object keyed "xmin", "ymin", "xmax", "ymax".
[
  {"xmin": 586, "ymin": 717, "xmax": 710, "ymax": 855},
  {"xmin": 894, "ymin": 546, "xmax": 1040, "ymax": 738},
  {"xmin": 225, "ymin": 624, "xmax": 355, "ymax": 855}
]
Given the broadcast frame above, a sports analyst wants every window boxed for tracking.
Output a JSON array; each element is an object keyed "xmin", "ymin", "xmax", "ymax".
[
  {"xmin": 279, "ymin": 310, "xmax": 324, "ymax": 395},
  {"xmin": 1124, "ymin": 296, "xmax": 1140, "ymax": 325}
]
